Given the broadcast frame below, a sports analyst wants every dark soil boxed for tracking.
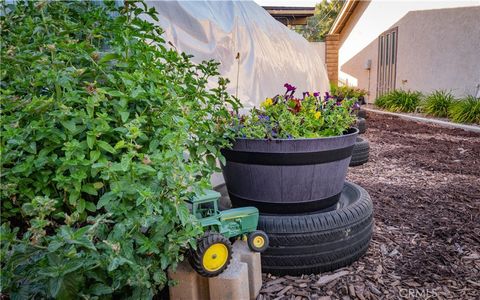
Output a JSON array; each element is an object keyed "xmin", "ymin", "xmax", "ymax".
[{"xmin": 259, "ymin": 112, "xmax": 480, "ymax": 300}]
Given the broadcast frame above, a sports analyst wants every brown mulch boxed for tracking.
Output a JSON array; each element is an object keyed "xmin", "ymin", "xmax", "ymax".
[{"xmin": 259, "ymin": 112, "xmax": 480, "ymax": 300}]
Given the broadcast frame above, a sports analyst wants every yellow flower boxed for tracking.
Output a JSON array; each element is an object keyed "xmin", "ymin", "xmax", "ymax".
[
  {"xmin": 314, "ymin": 111, "xmax": 321, "ymax": 119},
  {"xmin": 261, "ymin": 98, "xmax": 273, "ymax": 108}
]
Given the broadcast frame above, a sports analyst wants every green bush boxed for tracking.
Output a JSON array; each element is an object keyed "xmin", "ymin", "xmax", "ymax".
[
  {"xmin": 375, "ymin": 90, "xmax": 422, "ymax": 112},
  {"xmin": 0, "ymin": 1, "xmax": 239, "ymax": 298},
  {"xmin": 449, "ymin": 96, "xmax": 480, "ymax": 124},
  {"xmin": 330, "ymin": 84, "xmax": 367, "ymax": 100},
  {"xmin": 422, "ymin": 90, "xmax": 455, "ymax": 118}
]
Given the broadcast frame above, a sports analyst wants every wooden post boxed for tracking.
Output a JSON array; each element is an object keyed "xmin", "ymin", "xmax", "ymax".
[{"xmin": 325, "ymin": 34, "xmax": 340, "ymax": 85}]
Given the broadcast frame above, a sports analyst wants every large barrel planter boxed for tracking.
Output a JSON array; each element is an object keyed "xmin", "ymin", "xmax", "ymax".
[{"xmin": 221, "ymin": 128, "xmax": 358, "ymax": 213}]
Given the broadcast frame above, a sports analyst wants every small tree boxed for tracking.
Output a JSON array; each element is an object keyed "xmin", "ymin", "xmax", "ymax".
[{"xmin": 295, "ymin": 0, "xmax": 345, "ymax": 42}]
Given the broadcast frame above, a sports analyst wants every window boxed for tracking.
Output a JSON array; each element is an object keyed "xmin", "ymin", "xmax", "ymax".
[{"xmin": 377, "ymin": 27, "xmax": 398, "ymax": 97}]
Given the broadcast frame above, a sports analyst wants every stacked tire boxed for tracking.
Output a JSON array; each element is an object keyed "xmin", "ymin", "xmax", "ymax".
[
  {"xmin": 349, "ymin": 137, "xmax": 370, "ymax": 167},
  {"xmin": 259, "ymin": 182, "xmax": 373, "ymax": 275},
  {"xmin": 216, "ymin": 182, "xmax": 374, "ymax": 276},
  {"xmin": 351, "ymin": 108, "xmax": 370, "ymax": 167}
]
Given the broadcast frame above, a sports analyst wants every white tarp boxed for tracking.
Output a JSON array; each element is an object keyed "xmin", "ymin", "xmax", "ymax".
[{"xmin": 145, "ymin": 0, "xmax": 329, "ymax": 107}]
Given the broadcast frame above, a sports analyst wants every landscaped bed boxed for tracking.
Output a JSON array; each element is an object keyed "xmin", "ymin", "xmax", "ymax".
[{"xmin": 258, "ymin": 112, "xmax": 480, "ymax": 300}]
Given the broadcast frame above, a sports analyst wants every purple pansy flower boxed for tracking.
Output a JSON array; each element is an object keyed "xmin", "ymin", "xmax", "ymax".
[
  {"xmin": 284, "ymin": 83, "xmax": 297, "ymax": 99},
  {"xmin": 284, "ymin": 83, "xmax": 296, "ymax": 92},
  {"xmin": 302, "ymin": 91, "xmax": 310, "ymax": 99},
  {"xmin": 313, "ymin": 92, "xmax": 320, "ymax": 97},
  {"xmin": 259, "ymin": 114, "xmax": 270, "ymax": 121},
  {"xmin": 324, "ymin": 92, "xmax": 332, "ymax": 101}
]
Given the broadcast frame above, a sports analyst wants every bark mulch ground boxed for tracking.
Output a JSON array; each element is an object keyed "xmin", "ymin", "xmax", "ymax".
[{"xmin": 259, "ymin": 112, "xmax": 480, "ymax": 300}]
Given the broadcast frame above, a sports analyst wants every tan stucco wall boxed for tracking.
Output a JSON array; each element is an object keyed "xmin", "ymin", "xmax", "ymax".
[{"xmin": 338, "ymin": 0, "xmax": 480, "ymax": 102}]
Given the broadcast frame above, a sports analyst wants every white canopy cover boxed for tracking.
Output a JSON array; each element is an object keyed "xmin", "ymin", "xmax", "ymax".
[{"xmin": 146, "ymin": 0, "xmax": 330, "ymax": 107}]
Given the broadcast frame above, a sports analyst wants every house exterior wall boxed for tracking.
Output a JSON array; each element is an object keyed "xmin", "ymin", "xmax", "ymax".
[{"xmin": 337, "ymin": 0, "xmax": 480, "ymax": 102}]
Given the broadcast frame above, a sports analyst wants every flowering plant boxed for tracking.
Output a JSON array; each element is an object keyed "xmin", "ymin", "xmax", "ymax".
[{"xmin": 235, "ymin": 84, "xmax": 358, "ymax": 139}]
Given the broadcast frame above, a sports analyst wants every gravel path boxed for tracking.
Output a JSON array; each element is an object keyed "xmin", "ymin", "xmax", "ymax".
[{"xmin": 259, "ymin": 112, "xmax": 480, "ymax": 300}]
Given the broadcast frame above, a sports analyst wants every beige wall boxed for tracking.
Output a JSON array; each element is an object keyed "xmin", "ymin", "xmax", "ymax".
[{"xmin": 338, "ymin": 0, "xmax": 480, "ymax": 102}]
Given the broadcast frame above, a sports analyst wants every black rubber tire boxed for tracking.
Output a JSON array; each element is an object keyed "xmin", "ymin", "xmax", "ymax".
[
  {"xmin": 356, "ymin": 117, "xmax": 367, "ymax": 134},
  {"xmin": 357, "ymin": 108, "xmax": 367, "ymax": 119},
  {"xmin": 189, "ymin": 231, "xmax": 232, "ymax": 277},
  {"xmin": 247, "ymin": 230, "xmax": 269, "ymax": 253},
  {"xmin": 349, "ymin": 137, "xmax": 370, "ymax": 167},
  {"xmin": 258, "ymin": 182, "xmax": 373, "ymax": 276}
]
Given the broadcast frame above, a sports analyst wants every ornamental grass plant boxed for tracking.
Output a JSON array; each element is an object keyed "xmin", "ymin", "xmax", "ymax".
[
  {"xmin": 0, "ymin": 1, "xmax": 240, "ymax": 298},
  {"xmin": 449, "ymin": 96, "xmax": 480, "ymax": 124},
  {"xmin": 374, "ymin": 90, "xmax": 423, "ymax": 112},
  {"xmin": 422, "ymin": 90, "xmax": 455, "ymax": 118}
]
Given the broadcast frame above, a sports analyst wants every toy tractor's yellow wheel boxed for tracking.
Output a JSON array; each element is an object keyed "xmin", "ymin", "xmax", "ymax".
[
  {"xmin": 189, "ymin": 231, "xmax": 232, "ymax": 277},
  {"xmin": 253, "ymin": 236, "xmax": 265, "ymax": 248},
  {"xmin": 203, "ymin": 243, "xmax": 229, "ymax": 272},
  {"xmin": 248, "ymin": 230, "xmax": 269, "ymax": 253}
]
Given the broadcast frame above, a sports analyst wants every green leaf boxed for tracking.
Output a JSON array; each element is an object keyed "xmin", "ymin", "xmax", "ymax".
[
  {"xmin": 71, "ymin": 236, "xmax": 96, "ymax": 251},
  {"xmin": 48, "ymin": 240, "xmax": 64, "ymax": 252},
  {"xmin": 206, "ymin": 154, "xmax": 216, "ymax": 168},
  {"xmin": 119, "ymin": 111, "xmax": 129, "ymax": 123},
  {"xmin": 108, "ymin": 257, "xmax": 132, "ymax": 272},
  {"xmin": 90, "ymin": 150, "xmax": 101, "ymax": 162},
  {"xmin": 81, "ymin": 184, "xmax": 98, "ymax": 196},
  {"xmin": 153, "ymin": 271, "xmax": 166, "ymax": 284},
  {"xmin": 137, "ymin": 164, "xmax": 156, "ymax": 174},
  {"xmin": 90, "ymin": 283, "xmax": 113, "ymax": 296},
  {"xmin": 93, "ymin": 182, "xmax": 104, "ymax": 189},
  {"xmin": 114, "ymin": 140, "xmax": 126, "ymax": 149},
  {"xmin": 87, "ymin": 132, "xmax": 96, "ymax": 150},
  {"xmin": 99, "ymin": 53, "xmax": 119, "ymax": 64},
  {"xmin": 97, "ymin": 192, "xmax": 115, "ymax": 209},
  {"xmin": 85, "ymin": 201, "xmax": 96, "ymax": 212},
  {"xmin": 68, "ymin": 191, "xmax": 79, "ymax": 205},
  {"xmin": 177, "ymin": 203, "xmax": 190, "ymax": 226},
  {"xmin": 63, "ymin": 261, "xmax": 83, "ymax": 274},
  {"xmin": 218, "ymin": 154, "xmax": 226, "ymax": 166},
  {"xmin": 77, "ymin": 199, "xmax": 85, "ymax": 213},
  {"xmin": 49, "ymin": 277, "xmax": 63, "ymax": 298},
  {"xmin": 104, "ymin": 89, "xmax": 124, "ymax": 97},
  {"xmin": 130, "ymin": 86, "xmax": 145, "ymax": 98},
  {"xmin": 97, "ymin": 141, "xmax": 116, "ymax": 154},
  {"xmin": 61, "ymin": 120, "xmax": 76, "ymax": 133}
]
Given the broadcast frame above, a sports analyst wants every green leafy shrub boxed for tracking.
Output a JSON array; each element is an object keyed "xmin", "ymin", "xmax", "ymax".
[
  {"xmin": 374, "ymin": 90, "xmax": 422, "ymax": 112},
  {"xmin": 330, "ymin": 84, "xmax": 367, "ymax": 100},
  {"xmin": 236, "ymin": 84, "xmax": 357, "ymax": 139},
  {"xmin": 449, "ymin": 96, "xmax": 480, "ymax": 124},
  {"xmin": 422, "ymin": 90, "xmax": 455, "ymax": 117},
  {"xmin": 0, "ymin": 1, "xmax": 239, "ymax": 298}
]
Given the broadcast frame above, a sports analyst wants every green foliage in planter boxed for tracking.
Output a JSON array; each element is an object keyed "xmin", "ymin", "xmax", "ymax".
[
  {"xmin": 449, "ymin": 96, "xmax": 480, "ymax": 124},
  {"xmin": 374, "ymin": 90, "xmax": 422, "ymax": 112},
  {"xmin": 236, "ymin": 85, "xmax": 356, "ymax": 139},
  {"xmin": 0, "ymin": 1, "xmax": 239, "ymax": 298},
  {"xmin": 422, "ymin": 90, "xmax": 455, "ymax": 118}
]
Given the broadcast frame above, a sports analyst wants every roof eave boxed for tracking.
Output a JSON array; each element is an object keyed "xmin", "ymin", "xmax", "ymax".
[{"xmin": 329, "ymin": 0, "xmax": 360, "ymax": 35}]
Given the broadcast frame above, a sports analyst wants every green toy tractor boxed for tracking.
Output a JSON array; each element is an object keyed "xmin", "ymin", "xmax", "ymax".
[{"xmin": 186, "ymin": 190, "xmax": 269, "ymax": 277}]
